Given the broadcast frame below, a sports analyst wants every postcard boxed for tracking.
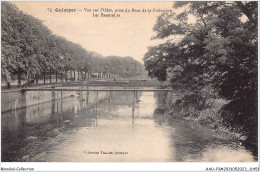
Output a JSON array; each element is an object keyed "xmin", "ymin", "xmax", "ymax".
[{"xmin": 1, "ymin": 1, "xmax": 258, "ymax": 171}]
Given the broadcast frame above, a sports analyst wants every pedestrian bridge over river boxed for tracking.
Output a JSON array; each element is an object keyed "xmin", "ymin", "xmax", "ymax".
[
  {"xmin": 2, "ymin": 79, "xmax": 172, "ymax": 114},
  {"xmin": 21, "ymin": 88, "xmax": 172, "ymax": 92}
]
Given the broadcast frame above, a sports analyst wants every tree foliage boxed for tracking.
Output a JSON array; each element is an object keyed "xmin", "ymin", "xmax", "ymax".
[
  {"xmin": 1, "ymin": 2, "xmax": 144, "ymax": 83},
  {"xmin": 144, "ymin": 1, "xmax": 257, "ymax": 146}
]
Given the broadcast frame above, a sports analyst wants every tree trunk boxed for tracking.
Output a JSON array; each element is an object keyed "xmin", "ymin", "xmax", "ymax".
[
  {"xmin": 61, "ymin": 71, "xmax": 63, "ymax": 82},
  {"xmin": 36, "ymin": 74, "xmax": 38, "ymax": 84},
  {"xmin": 7, "ymin": 82, "xmax": 10, "ymax": 89},
  {"xmin": 56, "ymin": 70, "xmax": 58, "ymax": 82},
  {"xmin": 17, "ymin": 67, "xmax": 21, "ymax": 87},
  {"xmin": 50, "ymin": 69, "xmax": 52, "ymax": 83},
  {"xmin": 44, "ymin": 69, "xmax": 46, "ymax": 84}
]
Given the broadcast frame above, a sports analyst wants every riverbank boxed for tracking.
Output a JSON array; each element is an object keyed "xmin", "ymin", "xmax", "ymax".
[{"xmin": 164, "ymin": 92, "xmax": 258, "ymax": 160}]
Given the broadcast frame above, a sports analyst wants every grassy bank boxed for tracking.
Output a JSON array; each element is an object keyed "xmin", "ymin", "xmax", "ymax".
[{"xmin": 163, "ymin": 88, "xmax": 257, "ymax": 159}]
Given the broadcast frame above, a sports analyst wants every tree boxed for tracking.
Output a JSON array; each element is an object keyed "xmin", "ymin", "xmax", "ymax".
[
  {"xmin": 144, "ymin": 1, "xmax": 258, "ymax": 148},
  {"xmin": 2, "ymin": 2, "xmax": 145, "ymax": 86}
]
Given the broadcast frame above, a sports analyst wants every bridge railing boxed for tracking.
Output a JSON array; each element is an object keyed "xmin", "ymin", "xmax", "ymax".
[{"xmin": 21, "ymin": 88, "xmax": 172, "ymax": 92}]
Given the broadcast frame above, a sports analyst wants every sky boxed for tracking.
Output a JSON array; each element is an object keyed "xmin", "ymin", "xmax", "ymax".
[{"xmin": 11, "ymin": 1, "xmax": 175, "ymax": 63}]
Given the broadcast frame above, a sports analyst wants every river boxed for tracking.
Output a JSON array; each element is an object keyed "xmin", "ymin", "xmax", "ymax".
[{"xmin": 1, "ymin": 89, "xmax": 256, "ymax": 162}]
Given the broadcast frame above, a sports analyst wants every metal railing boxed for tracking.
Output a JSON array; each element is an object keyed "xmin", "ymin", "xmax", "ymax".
[{"xmin": 21, "ymin": 88, "xmax": 172, "ymax": 92}]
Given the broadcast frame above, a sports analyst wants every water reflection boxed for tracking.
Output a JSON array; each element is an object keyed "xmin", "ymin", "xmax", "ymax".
[{"xmin": 1, "ymin": 90, "xmax": 256, "ymax": 162}]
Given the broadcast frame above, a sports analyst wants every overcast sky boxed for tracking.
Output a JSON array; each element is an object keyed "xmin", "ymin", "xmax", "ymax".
[{"xmin": 12, "ymin": 1, "xmax": 175, "ymax": 63}]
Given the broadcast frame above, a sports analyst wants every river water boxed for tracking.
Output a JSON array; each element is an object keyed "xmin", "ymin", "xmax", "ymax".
[{"xmin": 1, "ymin": 89, "xmax": 256, "ymax": 162}]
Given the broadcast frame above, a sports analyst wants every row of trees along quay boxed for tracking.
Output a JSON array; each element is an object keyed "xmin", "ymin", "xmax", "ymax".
[
  {"xmin": 1, "ymin": 2, "xmax": 145, "ymax": 89},
  {"xmin": 143, "ymin": 2, "xmax": 257, "ymax": 154}
]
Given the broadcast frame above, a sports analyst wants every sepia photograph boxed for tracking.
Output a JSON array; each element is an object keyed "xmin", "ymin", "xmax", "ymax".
[{"xmin": 1, "ymin": 0, "xmax": 258, "ymax": 171}]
